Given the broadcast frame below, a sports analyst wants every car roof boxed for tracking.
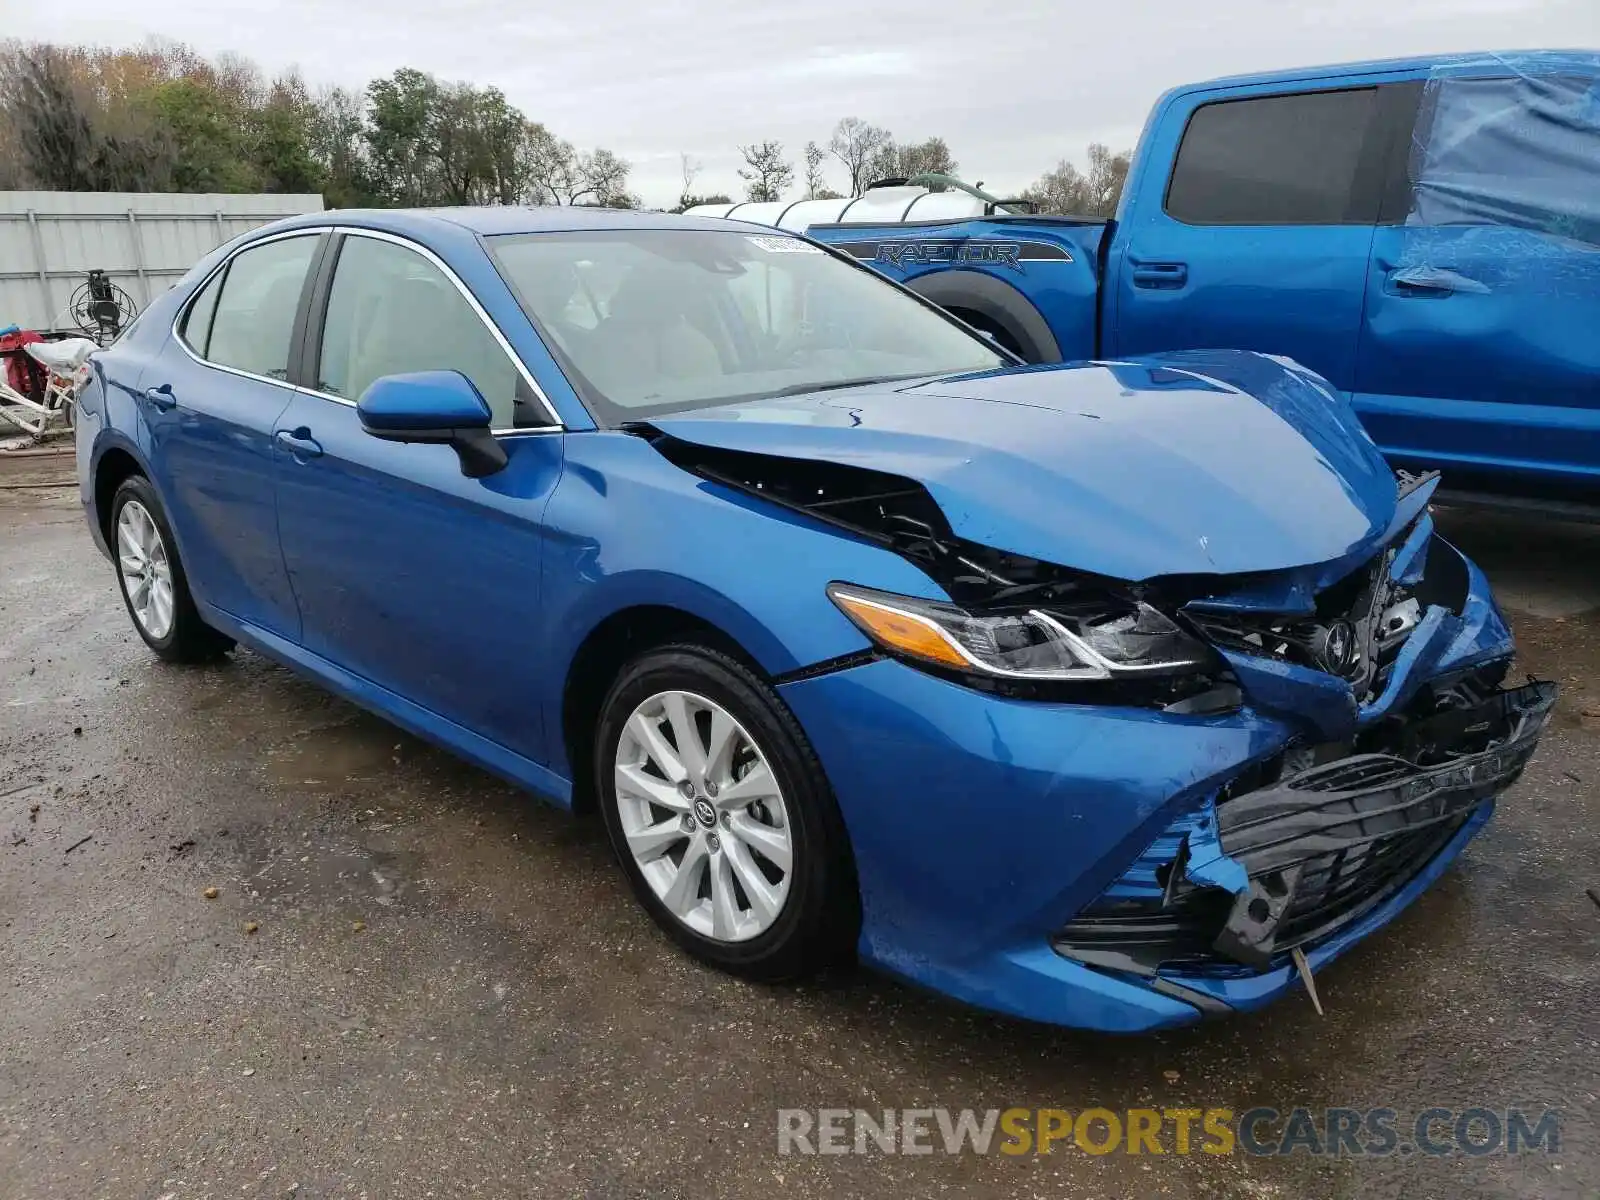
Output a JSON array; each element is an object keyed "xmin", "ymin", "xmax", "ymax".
[
  {"xmin": 1180, "ymin": 47, "xmax": 1598, "ymax": 93},
  {"xmin": 267, "ymin": 205, "xmax": 770, "ymax": 240}
]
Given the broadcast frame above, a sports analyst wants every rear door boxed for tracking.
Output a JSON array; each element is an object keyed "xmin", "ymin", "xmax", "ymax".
[
  {"xmin": 146, "ymin": 231, "xmax": 323, "ymax": 640},
  {"xmin": 1355, "ymin": 68, "xmax": 1600, "ymax": 492},
  {"xmin": 1108, "ymin": 84, "xmax": 1394, "ymax": 395}
]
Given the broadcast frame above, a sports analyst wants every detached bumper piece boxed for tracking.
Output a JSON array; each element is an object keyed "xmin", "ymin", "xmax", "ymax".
[{"xmin": 1054, "ymin": 680, "xmax": 1556, "ymax": 978}]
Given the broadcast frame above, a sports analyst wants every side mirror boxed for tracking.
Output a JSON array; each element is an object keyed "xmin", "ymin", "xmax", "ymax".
[{"xmin": 356, "ymin": 370, "xmax": 508, "ymax": 478}]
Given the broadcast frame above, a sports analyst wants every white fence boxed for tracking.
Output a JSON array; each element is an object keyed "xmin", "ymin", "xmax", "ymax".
[{"xmin": 0, "ymin": 191, "xmax": 324, "ymax": 333}]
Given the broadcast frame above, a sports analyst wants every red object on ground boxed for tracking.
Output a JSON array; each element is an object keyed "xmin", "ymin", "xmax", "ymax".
[{"xmin": 0, "ymin": 328, "xmax": 47, "ymax": 402}]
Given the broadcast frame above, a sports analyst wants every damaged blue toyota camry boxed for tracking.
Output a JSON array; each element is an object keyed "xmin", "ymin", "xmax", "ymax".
[{"xmin": 76, "ymin": 208, "xmax": 1555, "ymax": 1031}]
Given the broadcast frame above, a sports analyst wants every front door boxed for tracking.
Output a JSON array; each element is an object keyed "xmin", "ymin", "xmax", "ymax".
[
  {"xmin": 273, "ymin": 231, "xmax": 564, "ymax": 762},
  {"xmin": 144, "ymin": 232, "xmax": 323, "ymax": 640},
  {"xmin": 1354, "ymin": 69, "xmax": 1600, "ymax": 491}
]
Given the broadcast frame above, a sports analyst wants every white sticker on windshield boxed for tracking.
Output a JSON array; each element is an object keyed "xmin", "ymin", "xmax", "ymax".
[{"xmin": 747, "ymin": 235, "xmax": 822, "ymax": 254}]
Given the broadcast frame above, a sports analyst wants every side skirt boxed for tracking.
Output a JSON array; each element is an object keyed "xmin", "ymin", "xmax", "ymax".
[{"xmin": 200, "ymin": 603, "xmax": 575, "ymax": 810}]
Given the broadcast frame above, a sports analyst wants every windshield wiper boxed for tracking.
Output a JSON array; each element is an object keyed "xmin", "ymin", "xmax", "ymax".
[{"xmin": 766, "ymin": 373, "xmax": 931, "ymax": 398}]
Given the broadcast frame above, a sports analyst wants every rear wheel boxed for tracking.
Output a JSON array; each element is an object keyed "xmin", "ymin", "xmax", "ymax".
[
  {"xmin": 110, "ymin": 476, "xmax": 233, "ymax": 663},
  {"xmin": 945, "ymin": 308, "xmax": 1026, "ymax": 359},
  {"xmin": 596, "ymin": 644, "xmax": 859, "ymax": 981}
]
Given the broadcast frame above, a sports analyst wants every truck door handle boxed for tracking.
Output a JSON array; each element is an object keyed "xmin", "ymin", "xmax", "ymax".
[
  {"xmin": 1388, "ymin": 267, "xmax": 1472, "ymax": 299},
  {"xmin": 144, "ymin": 385, "xmax": 177, "ymax": 412},
  {"xmin": 275, "ymin": 428, "xmax": 324, "ymax": 459},
  {"xmin": 1130, "ymin": 261, "xmax": 1188, "ymax": 289}
]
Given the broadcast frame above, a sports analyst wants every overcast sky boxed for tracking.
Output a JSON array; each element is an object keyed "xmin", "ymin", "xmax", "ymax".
[{"xmin": 23, "ymin": 0, "xmax": 1599, "ymax": 207}]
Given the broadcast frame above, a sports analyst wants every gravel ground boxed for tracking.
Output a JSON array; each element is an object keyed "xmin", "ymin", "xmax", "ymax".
[{"xmin": 1, "ymin": 457, "xmax": 1596, "ymax": 1199}]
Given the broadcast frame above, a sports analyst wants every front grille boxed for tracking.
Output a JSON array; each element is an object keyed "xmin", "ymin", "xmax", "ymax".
[
  {"xmin": 1271, "ymin": 811, "xmax": 1467, "ymax": 948},
  {"xmin": 1053, "ymin": 680, "xmax": 1556, "ymax": 979},
  {"xmin": 1054, "ymin": 809, "xmax": 1471, "ymax": 976},
  {"xmin": 1183, "ymin": 513, "xmax": 1466, "ymax": 700}
]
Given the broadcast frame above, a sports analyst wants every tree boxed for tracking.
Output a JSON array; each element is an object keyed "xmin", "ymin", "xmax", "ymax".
[
  {"xmin": 430, "ymin": 82, "xmax": 525, "ymax": 204},
  {"xmin": 4, "ymin": 45, "xmax": 100, "ymax": 190},
  {"xmin": 519, "ymin": 122, "xmax": 570, "ymax": 204},
  {"xmin": 365, "ymin": 68, "xmax": 564, "ymax": 207},
  {"xmin": 0, "ymin": 38, "xmax": 632, "ymax": 212},
  {"xmin": 737, "ymin": 139, "xmax": 793, "ymax": 202},
  {"xmin": 364, "ymin": 67, "xmax": 441, "ymax": 205},
  {"xmin": 519, "ymin": 124, "xmax": 631, "ymax": 206},
  {"xmin": 1023, "ymin": 142, "xmax": 1131, "ymax": 217},
  {"xmin": 828, "ymin": 116, "xmax": 892, "ymax": 196},
  {"xmin": 146, "ymin": 74, "xmax": 265, "ymax": 191},
  {"xmin": 672, "ymin": 191, "xmax": 732, "ymax": 213},
  {"xmin": 249, "ymin": 74, "xmax": 324, "ymax": 194},
  {"xmin": 578, "ymin": 147, "xmax": 632, "ymax": 206},
  {"xmin": 802, "ymin": 140, "xmax": 827, "ymax": 198},
  {"xmin": 872, "ymin": 136, "xmax": 958, "ymax": 184},
  {"xmin": 1083, "ymin": 142, "xmax": 1131, "ymax": 215},
  {"xmin": 677, "ymin": 152, "xmax": 703, "ymax": 209},
  {"xmin": 308, "ymin": 85, "xmax": 376, "ymax": 207},
  {"xmin": 0, "ymin": 43, "xmax": 173, "ymax": 191}
]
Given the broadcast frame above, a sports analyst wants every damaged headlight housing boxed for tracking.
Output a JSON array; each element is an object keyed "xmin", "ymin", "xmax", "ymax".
[{"xmin": 827, "ymin": 583, "xmax": 1217, "ymax": 682}]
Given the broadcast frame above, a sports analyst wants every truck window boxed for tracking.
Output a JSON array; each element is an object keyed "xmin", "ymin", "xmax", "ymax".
[
  {"xmin": 1407, "ymin": 72, "xmax": 1600, "ymax": 247},
  {"xmin": 1166, "ymin": 88, "xmax": 1380, "ymax": 225}
]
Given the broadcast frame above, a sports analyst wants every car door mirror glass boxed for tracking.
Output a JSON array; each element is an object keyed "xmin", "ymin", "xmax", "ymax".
[{"xmin": 356, "ymin": 370, "xmax": 507, "ymax": 478}]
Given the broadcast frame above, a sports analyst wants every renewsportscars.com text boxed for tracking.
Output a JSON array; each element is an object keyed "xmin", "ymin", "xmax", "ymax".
[{"xmin": 776, "ymin": 1107, "xmax": 1561, "ymax": 1157}]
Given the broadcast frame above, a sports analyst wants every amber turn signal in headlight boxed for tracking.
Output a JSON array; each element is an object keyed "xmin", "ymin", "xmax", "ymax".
[{"xmin": 827, "ymin": 582, "xmax": 1215, "ymax": 682}]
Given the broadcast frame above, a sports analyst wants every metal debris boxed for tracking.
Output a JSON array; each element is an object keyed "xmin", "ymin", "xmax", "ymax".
[{"xmin": 1291, "ymin": 947, "xmax": 1324, "ymax": 1016}]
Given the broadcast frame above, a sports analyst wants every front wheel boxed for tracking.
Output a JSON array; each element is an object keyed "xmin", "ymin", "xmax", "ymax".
[
  {"xmin": 596, "ymin": 644, "xmax": 859, "ymax": 981},
  {"xmin": 109, "ymin": 476, "xmax": 234, "ymax": 663}
]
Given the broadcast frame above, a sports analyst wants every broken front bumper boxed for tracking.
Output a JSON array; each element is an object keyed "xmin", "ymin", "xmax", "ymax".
[
  {"xmin": 1053, "ymin": 680, "xmax": 1556, "ymax": 983},
  {"xmin": 779, "ymin": 537, "xmax": 1553, "ymax": 1032}
]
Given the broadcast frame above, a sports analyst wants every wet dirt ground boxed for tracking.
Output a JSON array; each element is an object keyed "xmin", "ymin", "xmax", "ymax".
[{"xmin": 1, "ymin": 456, "xmax": 1596, "ymax": 1199}]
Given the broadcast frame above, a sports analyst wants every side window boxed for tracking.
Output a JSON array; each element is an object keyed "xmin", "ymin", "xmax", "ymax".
[
  {"xmin": 317, "ymin": 235, "xmax": 521, "ymax": 427},
  {"xmin": 179, "ymin": 269, "xmax": 223, "ymax": 355},
  {"xmin": 1166, "ymin": 88, "xmax": 1381, "ymax": 225},
  {"xmin": 1407, "ymin": 73, "xmax": 1600, "ymax": 246},
  {"xmin": 205, "ymin": 236, "xmax": 318, "ymax": 379}
]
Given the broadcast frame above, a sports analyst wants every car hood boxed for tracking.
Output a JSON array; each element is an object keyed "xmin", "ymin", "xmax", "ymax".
[{"xmin": 645, "ymin": 351, "xmax": 1402, "ymax": 583}]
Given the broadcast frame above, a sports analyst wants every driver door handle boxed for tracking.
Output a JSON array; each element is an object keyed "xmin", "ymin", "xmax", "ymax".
[{"xmin": 275, "ymin": 428, "xmax": 324, "ymax": 459}]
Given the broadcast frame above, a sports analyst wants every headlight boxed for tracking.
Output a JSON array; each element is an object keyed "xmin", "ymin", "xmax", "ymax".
[{"xmin": 827, "ymin": 583, "xmax": 1216, "ymax": 681}]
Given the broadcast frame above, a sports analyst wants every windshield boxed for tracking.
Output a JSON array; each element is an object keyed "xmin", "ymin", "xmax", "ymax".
[{"xmin": 487, "ymin": 228, "xmax": 1007, "ymax": 423}]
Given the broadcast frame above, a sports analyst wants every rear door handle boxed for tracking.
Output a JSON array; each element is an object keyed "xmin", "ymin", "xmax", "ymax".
[
  {"xmin": 1130, "ymin": 261, "xmax": 1188, "ymax": 289},
  {"xmin": 275, "ymin": 428, "xmax": 324, "ymax": 459},
  {"xmin": 144, "ymin": 384, "xmax": 177, "ymax": 412}
]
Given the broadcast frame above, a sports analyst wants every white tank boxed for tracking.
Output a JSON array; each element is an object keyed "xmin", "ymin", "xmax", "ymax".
[
  {"xmin": 722, "ymin": 200, "xmax": 790, "ymax": 227},
  {"xmin": 770, "ymin": 198, "xmax": 854, "ymax": 230},
  {"xmin": 902, "ymin": 190, "xmax": 993, "ymax": 221},
  {"xmin": 686, "ymin": 184, "xmax": 1004, "ymax": 232},
  {"xmin": 683, "ymin": 202, "xmax": 742, "ymax": 220}
]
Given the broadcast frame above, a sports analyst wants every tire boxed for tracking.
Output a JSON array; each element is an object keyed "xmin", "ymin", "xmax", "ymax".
[
  {"xmin": 596, "ymin": 643, "xmax": 860, "ymax": 981},
  {"xmin": 949, "ymin": 308, "xmax": 1025, "ymax": 359},
  {"xmin": 108, "ymin": 475, "xmax": 234, "ymax": 663}
]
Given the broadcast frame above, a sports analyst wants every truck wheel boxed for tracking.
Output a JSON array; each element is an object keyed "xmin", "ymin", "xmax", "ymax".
[{"xmin": 947, "ymin": 308, "xmax": 1026, "ymax": 359}]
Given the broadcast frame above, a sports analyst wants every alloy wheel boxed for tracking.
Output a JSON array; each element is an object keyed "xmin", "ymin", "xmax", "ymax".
[
  {"xmin": 116, "ymin": 500, "xmax": 175, "ymax": 641},
  {"xmin": 613, "ymin": 689, "xmax": 794, "ymax": 943}
]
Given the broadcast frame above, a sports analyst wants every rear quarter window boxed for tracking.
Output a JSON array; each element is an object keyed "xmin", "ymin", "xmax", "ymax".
[{"xmin": 179, "ymin": 269, "xmax": 224, "ymax": 356}]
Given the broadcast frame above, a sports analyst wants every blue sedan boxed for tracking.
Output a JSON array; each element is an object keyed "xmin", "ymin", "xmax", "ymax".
[{"xmin": 75, "ymin": 207, "xmax": 1553, "ymax": 1031}]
